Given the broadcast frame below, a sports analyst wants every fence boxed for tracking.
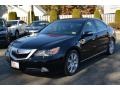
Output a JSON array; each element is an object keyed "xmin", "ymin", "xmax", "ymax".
[{"xmin": 20, "ymin": 13, "xmax": 115, "ymax": 24}]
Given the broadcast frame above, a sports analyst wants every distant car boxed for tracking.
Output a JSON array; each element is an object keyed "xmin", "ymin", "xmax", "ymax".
[
  {"xmin": 7, "ymin": 20, "xmax": 27, "ymax": 38},
  {"xmin": 0, "ymin": 18, "xmax": 11, "ymax": 45},
  {"xmin": 5, "ymin": 18, "xmax": 116, "ymax": 76},
  {"xmin": 25, "ymin": 21, "xmax": 49, "ymax": 35}
]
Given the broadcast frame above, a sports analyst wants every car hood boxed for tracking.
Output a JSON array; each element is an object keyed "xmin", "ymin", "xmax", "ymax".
[{"xmin": 11, "ymin": 34, "xmax": 76, "ymax": 49}]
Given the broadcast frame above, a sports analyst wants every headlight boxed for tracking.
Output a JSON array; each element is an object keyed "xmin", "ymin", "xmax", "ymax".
[{"xmin": 34, "ymin": 47, "xmax": 60, "ymax": 57}]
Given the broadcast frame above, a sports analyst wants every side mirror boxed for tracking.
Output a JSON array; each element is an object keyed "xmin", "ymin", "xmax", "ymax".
[{"xmin": 82, "ymin": 31, "xmax": 94, "ymax": 37}]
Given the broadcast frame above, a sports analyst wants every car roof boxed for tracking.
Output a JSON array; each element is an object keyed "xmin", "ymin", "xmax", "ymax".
[{"xmin": 57, "ymin": 18, "xmax": 102, "ymax": 22}]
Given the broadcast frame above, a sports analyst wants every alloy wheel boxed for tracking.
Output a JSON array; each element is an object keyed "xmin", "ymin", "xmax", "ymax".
[{"xmin": 65, "ymin": 50, "xmax": 79, "ymax": 75}]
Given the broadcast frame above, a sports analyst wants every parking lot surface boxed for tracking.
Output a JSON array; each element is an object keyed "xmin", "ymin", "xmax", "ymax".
[{"xmin": 0, "ymin": 31, "xmax": 120, "ymax": 85}]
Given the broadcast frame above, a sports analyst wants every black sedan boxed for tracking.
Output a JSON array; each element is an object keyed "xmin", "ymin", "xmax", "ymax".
[
  {"xmin": 25, "ymin": 21, "xmax": 49, "ymax": 35},
  {"xmin": 5, "ymin": 18, "xmax": 116, "ymax": 76}
]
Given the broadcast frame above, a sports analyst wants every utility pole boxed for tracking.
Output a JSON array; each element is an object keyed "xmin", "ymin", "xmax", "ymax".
[{"xmin": 30, "ymin": 5, "xmax": 32, "ymax": 24}]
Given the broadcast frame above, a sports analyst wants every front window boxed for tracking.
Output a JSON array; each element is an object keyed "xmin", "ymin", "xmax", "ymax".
[
  {"xmin": 82, "ymin": 21, "xmax": 96, "ymax": 33},
  {"xmin": 40, "ymin": 20, "xmax": 83, "ymax": 35},
  {"xmin": 7, "ymin": 21, "xmax": 18, "ymax": 26},
  {"xmin": 94, "ymin": 20, "xmax": 107, "ymax": 32}
]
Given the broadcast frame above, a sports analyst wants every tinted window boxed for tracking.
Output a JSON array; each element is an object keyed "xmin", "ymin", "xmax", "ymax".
[
  {"xmin": 0, "ymin": 19, "xmax": 4, "ymax": 27},
  {"xmin": 82, "ymin": 20, "xmax": 96, "ymax": 33},
  {"xmin": 7, "ymin": 21, "xmax": 18, "ymax": 26},
  {"xmin": 40, "ymin": 20, "xmax": 84, "ymax": 35},
  {"xmin": 94, "ymin": 20, "xmax": 107, "ymax": 32}
]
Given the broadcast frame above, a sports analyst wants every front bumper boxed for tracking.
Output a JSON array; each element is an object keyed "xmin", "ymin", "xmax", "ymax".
[{"xmin": 5, "ymin": 50, "xmax": 65, "ymax": 72}]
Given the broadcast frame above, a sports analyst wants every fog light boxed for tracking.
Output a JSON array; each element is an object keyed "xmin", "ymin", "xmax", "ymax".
[{"xmin": 41, "ymin": 67, "xmax": 49, "ymax": 72}]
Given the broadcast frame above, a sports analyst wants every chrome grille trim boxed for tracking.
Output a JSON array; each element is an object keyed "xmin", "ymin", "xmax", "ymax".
[{"xmin": 9, "ymin": 47, "xmax": 37, "ymax": 60}]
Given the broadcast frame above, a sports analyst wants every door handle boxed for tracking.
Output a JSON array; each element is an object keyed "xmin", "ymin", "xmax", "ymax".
[{"xmin": 80, "ymin": 39, "xmax": 86, "ymax": 44}]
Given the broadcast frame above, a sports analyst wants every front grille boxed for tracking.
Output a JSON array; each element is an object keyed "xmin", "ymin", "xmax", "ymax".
[
  {"xmin": 9, "ymin": 47, "xmax": 37, "ymax": 60},
  {"xmin": 12, "ymin": 51, "xmax": 29, "ymax": 59}
]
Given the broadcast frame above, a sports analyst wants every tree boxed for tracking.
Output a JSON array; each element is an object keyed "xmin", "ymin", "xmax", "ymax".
[
  {"xmin": 94, "ymin": 8, "xmax": 102, "ymax": 20},
  {"xmin": 41, "ymin": 5, "xmax": 96, "ymax": 15}
]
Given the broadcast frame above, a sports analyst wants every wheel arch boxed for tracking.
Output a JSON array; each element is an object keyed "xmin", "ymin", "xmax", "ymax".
[
  {"xmin": 109, "ymin": 36, "xmax": 116, "ymax": 43},
  {"xmin": 64, "ymin": 46, "xmax": 81, "ymax": 58}
]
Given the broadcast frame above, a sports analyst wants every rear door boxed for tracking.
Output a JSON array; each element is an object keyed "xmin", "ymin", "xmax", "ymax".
[
  {"xmin": 80, "ymin": 20, "xmax": 97, "ymax": 60},
  {"xmin": 93, "ymin": 20, "xmax": 109, "ymax": 53}
]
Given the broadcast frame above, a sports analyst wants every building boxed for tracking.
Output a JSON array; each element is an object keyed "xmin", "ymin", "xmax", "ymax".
[
  {"xmin": 104, "ymin": 5, "xmax": 120, "ymax": 14},
  {"xmin": 2, "ymin": 5, "xmax": 47, "ymax": 20}
]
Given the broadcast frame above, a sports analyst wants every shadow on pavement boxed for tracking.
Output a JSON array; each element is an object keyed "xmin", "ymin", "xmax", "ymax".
[{"xmin": 22, "ymin": 53, "xmax": 108, "ymax": 79}]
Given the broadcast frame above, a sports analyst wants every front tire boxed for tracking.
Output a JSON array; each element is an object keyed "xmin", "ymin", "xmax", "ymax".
[
  {"xmin": 64, "ymin": 50, "xmax": 80, "ymax": 76},
  {"xmin": 107, "ymin": 39, "xmax": 115, "ymax": 55}
]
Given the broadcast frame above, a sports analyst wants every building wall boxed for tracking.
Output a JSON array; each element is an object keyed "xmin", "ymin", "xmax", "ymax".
[
  {"xmin": 2, "ymin": 5, "xmax": 45, "ymax": 20},
  {"xmin": 104, "ymin": 5, "xmax": 120, "ymax": 14}
]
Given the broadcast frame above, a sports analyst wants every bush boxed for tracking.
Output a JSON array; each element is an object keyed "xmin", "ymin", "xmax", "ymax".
[
  {"xmin": 8, "ymin": 12, "xmax": 17, "ymax": 20},
  {"xmin": 109, "ymin": 22, "xmax": 120, "ymax": 30},
  {"xmin": 115, "ymin": 10, "xmax": 120, "ymax": 24},
  {"xmin": 94, "ymin": 9, "xmax": 102, "ymax": 20},
  {"xmin": 27, "ymin": 11, "xmax": 35, "ymax": 24},
  {"xmin": 72, "ymin": 8, "xmax": 82, "ymax": 18},
  {"xmin": 49, "ymin": 9, "xmax": 58, "ymax": 22}
]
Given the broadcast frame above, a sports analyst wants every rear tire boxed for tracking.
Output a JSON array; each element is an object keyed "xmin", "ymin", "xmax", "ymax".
[{"xmin": 64, "ymin": 50, "xmax": 80, "ymax": 76}]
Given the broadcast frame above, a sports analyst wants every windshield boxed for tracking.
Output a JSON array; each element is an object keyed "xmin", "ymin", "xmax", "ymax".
[
  {"xmin": 40, "ymin": 20, "xmax": 84, "ymax": 35},
  {"xmin": 7, "ymin": 21, "xmax": 18, "ymax": 26},
  {"xmin": 30, "ymin": 21, "xmax": 48, "ymax": 27}
]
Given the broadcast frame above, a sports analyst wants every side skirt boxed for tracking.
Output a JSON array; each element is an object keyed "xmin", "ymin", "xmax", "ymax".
[{"xmin": 80, "ymin": 50, "xmax": 107, "ymax": 62}]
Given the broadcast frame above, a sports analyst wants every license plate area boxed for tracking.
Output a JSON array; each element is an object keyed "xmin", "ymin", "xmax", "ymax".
[{"xmin": 11, "ymin": 61, "xmax": 19, "ymax": 69}]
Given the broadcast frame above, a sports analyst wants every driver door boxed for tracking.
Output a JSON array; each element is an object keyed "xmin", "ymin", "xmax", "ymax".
[{"xmin": 80, "ymin": 20, "xmax": 97, "ymax": 60}]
